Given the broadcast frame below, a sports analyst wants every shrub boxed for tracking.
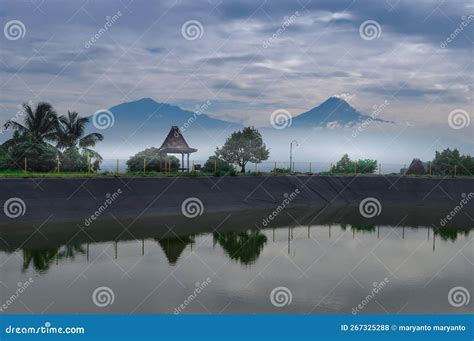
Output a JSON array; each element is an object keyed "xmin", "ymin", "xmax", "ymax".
[
  {"xmin": 333, "ymin": 154, "xmax": 377, "ymax": 174},
  {"xmin": 127, "ymin": 147, "xmax": 180, "ymax": 172},
  {"xmin": 4, "ymin": 139, "xmax": 56, "ymax": 172},
  {"xmin": 60, "ymin": 147, "xmax": 88, "ymax": 172},
  {"xmin": 203, "ymin": 155, "xmax": 235, "ymax": 173},
  {"xmin": 431, "ymin": 148, "xmax": 474, "ymax": 176},
  {"xmin": 272, "ymin": 167, "xmax": 291, "ymax": 174}
]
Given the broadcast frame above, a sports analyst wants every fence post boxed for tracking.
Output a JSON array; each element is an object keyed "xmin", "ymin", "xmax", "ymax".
[
  {"xmin": 24, "ymin": 157, "xmax": 27, "ymax": 174},
  {"xmin": 292, "ymin": 162, "xmax": 295, "ymax": 173},
  {"xmin": 144, "ymin": 158, "xmax": 147, "ymax": 176}
]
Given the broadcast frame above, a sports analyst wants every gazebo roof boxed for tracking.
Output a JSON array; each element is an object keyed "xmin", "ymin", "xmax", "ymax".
[{"xmin": 158, "ymin": 126, "xmax": 197, "ymax": 154}]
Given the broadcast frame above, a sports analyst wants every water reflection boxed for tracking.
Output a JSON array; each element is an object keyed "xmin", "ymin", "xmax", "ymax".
[
  {"xmin": 12, "ymin": 225, "xmax": 471, "ymax": 274},
  {"xmin": 156, "ymin": 236, "xmax": 195, "ymax": 265},
  {"xmin": 213, "ymin": 230, "xmax": 267, "ymax": 266},
  {"xmin": 22, "ymin": 245, "xmax": 86, "ymax": 273}
]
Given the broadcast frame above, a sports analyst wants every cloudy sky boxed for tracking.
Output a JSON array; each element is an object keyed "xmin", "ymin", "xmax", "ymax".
[{"xmin": 0, "ymin": 0, "xmax": 472, "ymax": 143}]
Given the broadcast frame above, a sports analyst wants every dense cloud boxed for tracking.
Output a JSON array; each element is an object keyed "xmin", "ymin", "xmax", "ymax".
[{"xmin": 0, "ymin": 0, "xmax": 472, "ymax": 132}]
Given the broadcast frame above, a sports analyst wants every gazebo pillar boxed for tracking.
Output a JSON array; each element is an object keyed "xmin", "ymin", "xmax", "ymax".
[
  {"xmin": 181, "ymin": 153, "xmax": 184, "ymax": 172},
  {"xmin": 187, "ymin": 153, "xmax": 190, "ymax": 172}
]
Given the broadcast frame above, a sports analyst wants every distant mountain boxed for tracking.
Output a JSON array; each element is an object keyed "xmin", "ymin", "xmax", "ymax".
[
  {"xmin": 86, "ymin": 98, "xmax": 242, "ymax": 150},
  {"xmin": 91, "ymin": 97, "xmax": 241, "ymax": 134},
  {"xmin": 290, "ymin": 97, "xmax": 391, "ymax": 129}
]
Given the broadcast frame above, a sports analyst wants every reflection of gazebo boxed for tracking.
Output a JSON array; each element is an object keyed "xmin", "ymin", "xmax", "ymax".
[
  {"xmin": 156, "ymin": 236, "xmax": 195, "ymax": 265},
  {"xmin": 158, "ymin": 126, "xmax": 197, "ymax": 171}
]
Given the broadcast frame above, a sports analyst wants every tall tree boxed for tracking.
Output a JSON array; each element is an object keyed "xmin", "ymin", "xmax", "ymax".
[
  {"xmin": 56, "ymin": 111, "xmax": 104, "ymax": 160},
  {"xmin": 3, "ymin": 102, "xmax": 58, "ymax": 143},
  {"xmin": 216, "ymin": 126, "xmax": 270, "ymax": 173}
]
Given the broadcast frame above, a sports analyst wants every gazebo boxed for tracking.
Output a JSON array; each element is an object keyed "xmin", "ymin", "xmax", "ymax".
[{"xmin": 158, "ymin": 126, "xmax": 197, "ymax": 172}]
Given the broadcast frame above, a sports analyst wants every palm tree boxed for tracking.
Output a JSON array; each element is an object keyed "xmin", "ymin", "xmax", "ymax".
[
  {"xmin": 3, "ymin": 102, "xmax": 58, "ymax": 144},
  {"xmin": 56, "ymin": 111, "xmax": 104, "ymax": 160}
]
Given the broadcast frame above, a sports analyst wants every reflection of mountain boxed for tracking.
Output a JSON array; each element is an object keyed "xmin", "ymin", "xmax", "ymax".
[
  {"xmin": 156, "ymin": 236, "xmax": 195, "ymax": 265},
  {"xmin": 213, "ymin": 230, "xmax": 267, "ymax": 266},
  {"xmin": 22, "ymin": 244, "xmax": 85, "ymax": 273}
]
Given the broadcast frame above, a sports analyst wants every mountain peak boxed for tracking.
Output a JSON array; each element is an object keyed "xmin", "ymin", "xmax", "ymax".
[
  {"xmin": 319, "ymin": 96, "xmax": 352, "ymax": 108},
  {"xmin": 291, "ymin": 96, "xmax": 388, "ymax": 128}
]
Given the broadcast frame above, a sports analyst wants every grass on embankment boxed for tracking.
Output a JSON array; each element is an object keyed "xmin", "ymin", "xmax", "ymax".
[{"xmin": 0, "ymin": 170, "xmax": 472, "ymax": 179}]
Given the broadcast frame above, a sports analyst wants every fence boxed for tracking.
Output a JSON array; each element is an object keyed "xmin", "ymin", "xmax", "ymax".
[{"xmin": 7, "ymin": 157, "xmax": 466, "ymax": 178}]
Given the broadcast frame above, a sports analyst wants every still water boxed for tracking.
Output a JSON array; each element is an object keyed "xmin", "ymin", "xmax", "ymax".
[{"xmin": 0, "ymin": 217, "xmax": 472, "ymax": 314}]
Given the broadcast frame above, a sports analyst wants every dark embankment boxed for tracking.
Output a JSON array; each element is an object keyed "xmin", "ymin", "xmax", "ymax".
[
  {"xmin": 1, "ymin": 176, "xmax": 473, "ymax": 221},
  {"xmin": 0, "ymin": 176, "xmax": 474, "ymax": 248},
  {"xmin": 0, "ymin": 176, "xmax": 473, "ymax": 249}
]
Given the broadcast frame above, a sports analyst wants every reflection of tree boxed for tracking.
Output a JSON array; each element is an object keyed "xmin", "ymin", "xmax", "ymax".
[
  {"xmin": 350, "ymin": 225, "xmax": 376, "ymax": 233},
  {"xmin": 213, "ymin": 230, "xmax": 267, "ymax": 266},
  {"xmin": 156, "ymin": 236, "xmax": 195, "ymax": 265},
  {"xmin": 22, "ymin": 244, "xmax": 85, "ymax": 273},
  {"xmin": 435, "ymin": 228, "xmax": 470, "ymax": 241}
]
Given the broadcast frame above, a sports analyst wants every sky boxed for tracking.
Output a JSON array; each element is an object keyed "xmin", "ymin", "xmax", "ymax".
[{"xmin": 0, "ymin": 0, "xmax": 472, "ymax": 157}]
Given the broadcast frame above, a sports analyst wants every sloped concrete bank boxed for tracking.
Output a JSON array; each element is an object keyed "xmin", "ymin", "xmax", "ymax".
[{"xmin": 0, "ymin": 176, "xmax": 473, "ymax": 226}]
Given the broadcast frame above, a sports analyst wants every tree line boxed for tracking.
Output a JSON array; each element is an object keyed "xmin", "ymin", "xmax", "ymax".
[{"xmin": 0, "ymin": 102, "xmax": 103, "ymax": 172}]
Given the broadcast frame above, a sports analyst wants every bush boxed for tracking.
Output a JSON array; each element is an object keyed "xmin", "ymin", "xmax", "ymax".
[
  {"xmin": 432, "ymin": 148, "xmax": 474, "ymax": 176},
  {"xmin": 203, "ymin": 155, "xmax": 235, "ymax": 173},
  {"xmin": 60, "ymin": 147, "xmax": 88, "ymax": 172},
  {"xmin": 355, "ymin": 159, "xmax": 377, "ymax": 173},
  {"xmin": 333, "ymin": 154, "xmax": 377, "ymax": 174},
  {"xmin": 272, "ymin": 167, "xmax": 291, "ymax": 174},
  {"xmin": 4, "ymin": 140, "xmax": 56, "ymax": 172},
  {"xmin": 127, "ymin": 147, "xmax": 180, "ymax": 172}
]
